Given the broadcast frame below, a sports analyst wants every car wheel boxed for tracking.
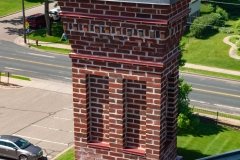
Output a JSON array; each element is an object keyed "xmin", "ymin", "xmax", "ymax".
[
  {"xmin": 19, "ymin": 155, "xmax": 28, "ymax": 160},
  {"xmin": 38, "ymin": 24, "xmax": 42, "ymax": 29}
]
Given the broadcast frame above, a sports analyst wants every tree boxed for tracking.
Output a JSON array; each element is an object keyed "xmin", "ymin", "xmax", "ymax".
[
  {"xmin": 177, "ymin": 77, "xmax": 200, "ymax": 130},
  {"xmin": 44, "ymin": 0, "xmax": 52, "ymax": 36}
]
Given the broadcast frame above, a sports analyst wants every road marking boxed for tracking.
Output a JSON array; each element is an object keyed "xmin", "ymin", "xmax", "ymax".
[
  {"xmin": 51, "ymin": 116, "xmax": 73, "ymax": 121},
  {"xmin": 32, "ymin": 124, "xmax": 59, "ymax": 131},
  {"xmin": 191, "ymin": 99, "xmax": 207, "ymax": 104},
  {"xmin": 63, "ymin": 108, "xmax": 73, "ymax": 111},
  {"xmin": 0, "ymin": 55, "xmax": 71, "ymax": 69},
  {"xmin": 17, "ymin": 51, "xmax": 55, "ymax": 58},
  {"xmin": 5, "ymin": 67, "xmax": 71, "ymax": 80},
  {"xmin": 193, "ymin": 87, "xmax": 240, "ymax": 98},
  {"xmin": 214, "ymin": 104, "xmax": 240, "ymax": 110},
  {"xmin": 190, "ymin": 82, "xmax": 240, "ymax": 93},
  {"xmin": 12, "ymin": 134, "xmax": 68, "ymax": 146},
  {"xmin": 31, "ymin": 124, "xmax": 74, "ymax": 132}
]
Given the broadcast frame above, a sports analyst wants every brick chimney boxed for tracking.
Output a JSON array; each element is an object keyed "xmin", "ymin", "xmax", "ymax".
[{"xmin": 58, "ymin": 0, "xmax": 190, "ymax": 159}]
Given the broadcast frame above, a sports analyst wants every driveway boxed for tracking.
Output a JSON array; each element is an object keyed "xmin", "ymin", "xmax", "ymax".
[
  {"xmin": 0, "ymin": 86, "xmax": 73, "ymax": 159},
  {"xmin": 0, "ymin": 3, "xmax": 56, "ymax": 42}
]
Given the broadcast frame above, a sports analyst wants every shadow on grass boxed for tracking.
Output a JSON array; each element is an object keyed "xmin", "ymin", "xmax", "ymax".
[
  {"xmin": 178, "ymin": 121, "xmax": 228, "ymax": 137},
  {"xmin": 177, "ymin": 147, "xmax": 210, "ymax": 160},
  {"xmin": 199, "ymin": 29, "xmax": 219, "ymax": 40}
]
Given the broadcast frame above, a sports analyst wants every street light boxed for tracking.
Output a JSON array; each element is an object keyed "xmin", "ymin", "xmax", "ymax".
[{"xmin": 22, "ymin": 0, "xmax": 26, "ymax": 43}]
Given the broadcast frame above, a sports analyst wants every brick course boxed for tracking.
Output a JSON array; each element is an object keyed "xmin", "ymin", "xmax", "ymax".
[{"xmin": 59, "ymin": 0, "xmax": 190, "ymax": 159}]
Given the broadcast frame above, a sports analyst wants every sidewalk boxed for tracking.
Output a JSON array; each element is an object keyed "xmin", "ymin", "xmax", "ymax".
[
  {"xmin": 14, "ymin": 36, "xmax": 240, "ymax": 78},
  {"xmin": 0, "ymin": 76, "xmax": 72, "ymax": 95},
  {"xmin": 14, "ymin": 36, "xmax": 72, "ymax": 50}
]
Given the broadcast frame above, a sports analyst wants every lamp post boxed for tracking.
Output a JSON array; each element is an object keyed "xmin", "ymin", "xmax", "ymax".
[{"xmin": 22, "ymin": 0, "xmax": 27, "ymax": 43}]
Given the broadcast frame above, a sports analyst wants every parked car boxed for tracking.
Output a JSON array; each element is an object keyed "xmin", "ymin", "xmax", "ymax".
[
  {"xmin": 26, "ymin": 13, "xmax": 46, "ymax": 29},
  {"xmin": 0, "ymin": 135, "xmax": 43, "ymax": 160},
  {"xmin": 49, "ymin": 8, "xmax": 61, "ymax": 21}
]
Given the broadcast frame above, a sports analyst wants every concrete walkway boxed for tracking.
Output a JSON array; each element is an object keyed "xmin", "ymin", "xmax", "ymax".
[
  {"xmin": 223, "ymin": 35, "xmax": 240, "ymax": 60},
  {"xmin": 184, "ymin": 63, "xmax": 240, "ymax": 76},
  {"xmin": 0, "ymin": 76, "xmax": 72, "ymax": 95},
  {"xmin": 14, "ymin": 36, "xmax": 72, "ymax": 50}
]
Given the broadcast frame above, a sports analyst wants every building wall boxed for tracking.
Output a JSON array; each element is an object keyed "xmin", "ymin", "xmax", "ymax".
[
  {"xmin": 188, "ymin": 0, "xmax": 201, "ymax": 24},
  {"xmin": 58, "ymin": 0, "xmax": 190, "ymax": 159}
]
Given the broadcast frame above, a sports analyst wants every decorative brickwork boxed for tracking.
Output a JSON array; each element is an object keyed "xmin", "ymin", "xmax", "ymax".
[{"xmin": 59, "ymin": 0, "xmax": 190, "ymax": 159}]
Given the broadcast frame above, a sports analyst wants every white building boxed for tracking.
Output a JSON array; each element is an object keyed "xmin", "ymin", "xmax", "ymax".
[{"xmin": 188, "ymin": 0, "xmax": 201, "ymax": 25}]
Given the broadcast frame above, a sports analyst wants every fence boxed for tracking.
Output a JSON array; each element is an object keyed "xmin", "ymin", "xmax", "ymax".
[{"xmin": 193, "ymin": 107, "xmax": 240, "ymax": 122}]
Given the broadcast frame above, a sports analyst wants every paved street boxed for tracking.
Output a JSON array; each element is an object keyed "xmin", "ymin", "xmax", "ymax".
[
  {"xmin": 0, "ymin": 40, "xmax": 72, "ymax": 83},
  {"xmin": 0, "ymin": 86, "xmax": 73, "ymax": 159},
  {"xmin": 181, "ymin": 73, "xmax": 240, "ymax": 115}
]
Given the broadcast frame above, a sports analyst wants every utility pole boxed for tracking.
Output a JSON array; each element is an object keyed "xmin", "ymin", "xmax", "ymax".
[{"xmin": 22, "ymin": 0, "xmax": 26, "ymax": 43}]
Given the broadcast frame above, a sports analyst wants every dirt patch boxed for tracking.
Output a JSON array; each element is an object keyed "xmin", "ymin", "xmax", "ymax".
[{"xmin": 0, "ymin": 82, "xmax": 23, "ymax": 89}]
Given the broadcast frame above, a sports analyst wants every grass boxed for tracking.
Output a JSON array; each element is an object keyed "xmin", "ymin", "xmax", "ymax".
[
  {"xmin": 180, "ymin": 67, "xmax": 240, "ymax": 81},
  {"xmin": 177, "ymin": 122, "xmax": 240, "ymax": 160},
  {"xmin": 200, "ymin": 3, "xmax": 214, "ymax": 15},
  {"xmin": 28, "ymin": 22, "xmax": 70, "ymax": 45},
  {"xmin": 55, "ymin": 148, "xmax": 74, "ymax": 160},
  {"xmin": 182, "ymin": 30, "xmax": 240, "ymax": 72},
  {"xmin": 55, "ymin": 122, "xmax": 240, "ymax": 160},
  {"xmin": 0, "ymin": 73, "xmax": 31, "ymax": 81},
  {"xmin": 0, "ymin": 0, "xmax": 44, "ymax": 17},
  {"xmin": 29, "ymin": 44, "xmax": 71, "ymax": 54}
]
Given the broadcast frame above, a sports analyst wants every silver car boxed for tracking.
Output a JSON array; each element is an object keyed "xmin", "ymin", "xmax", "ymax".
[{"xmin": 0, "ymin": 135, "xmax": 43, "ymax": 160}]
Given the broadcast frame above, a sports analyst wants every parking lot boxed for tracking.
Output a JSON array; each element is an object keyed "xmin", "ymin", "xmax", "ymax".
[{"xmin": 0, "ymin": 86, "xmax": 73, "ymax": 159}]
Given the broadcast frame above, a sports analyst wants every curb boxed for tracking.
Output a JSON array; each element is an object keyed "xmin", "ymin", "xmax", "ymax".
[
  {"xmin": 51, "ymin": 144, "xmax": 74, "ymax": 160},
  {"xmin": 13, "ymin": 36, "xmax": 71, "ymax": 56},
  {"xmin": 180, "ymin": 70, "xmax": 240, "ymax": 83}
]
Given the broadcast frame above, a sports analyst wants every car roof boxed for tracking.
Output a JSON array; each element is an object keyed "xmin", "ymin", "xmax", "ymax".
[
  {"xmin": 0, "ymin": 135, "xmax": 21, "ymax": 142},
  {"xmin": 50, "ymin": 8, "xmax": 60, "ymax": 12},
  {"xmin": 28, "ymin": 13, "xmax": 44, "ymax": 17}
]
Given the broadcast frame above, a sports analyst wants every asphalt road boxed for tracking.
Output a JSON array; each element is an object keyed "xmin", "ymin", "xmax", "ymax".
[
  {"xmin": 0, "ymin": 39, "xmax": 240, "ymax": 115},
  {"xmin": 181, "ymin": 73, "xmax": 240, "ymax": 115},
  {"xmin": 0, "ymin": 40, "xmax": 72, "ymax": 83}
]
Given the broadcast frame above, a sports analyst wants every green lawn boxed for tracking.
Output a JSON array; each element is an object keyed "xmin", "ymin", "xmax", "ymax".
[
  {"xmin": 182, "ymin": 28, "xmax": 240, "ymax": 72},
  {"xmin": 55, "ymin": 122, "xmax": 240, "ymax": 160},
  {"xmin": 0, "ymin": 0, "xmax": 44, "ymax": 17},
  {"xmin": 0, "ymin": 73, "xmax": 31, "ymax": 81},
  {"xmin": 55, "ymin": 148, "xmax": 74, "ymax": 160},
  {"xmin": 28, "ymin": 22, "xmax": 70, "ymax": 44},
  {"xmin": 29, "ymin": 44, "xmax": 71, "ymax": 54},
  {"xmin": 177, "ymin": 122, "xmax": 240, "ymax": 160}
]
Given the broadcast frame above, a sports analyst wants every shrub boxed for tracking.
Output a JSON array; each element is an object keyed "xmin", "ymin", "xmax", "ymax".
[
  {"xmin": 235, "ymin": 20, "xmax": 240, "ymax": 30},
  {"xmin": 236, "ymin": 40, "xmax": 240, "ymax": 50},
  {"xmin": 190, "ymin": 13, "xmax": 224, "ymax": 38},
  {"xmin": 216, "ymin": 6, "xmax": 229, "ymax": 20},
  {"xmin": 218, "ymin": 27, "xmax": 234, "ymax": 34}
]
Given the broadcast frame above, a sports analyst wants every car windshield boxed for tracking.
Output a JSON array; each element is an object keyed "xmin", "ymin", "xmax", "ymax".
[
  {"xmin": 49, "ymin": 11, "xmax": 57, "ymax": 15},
  {"xmin": 27, "ymin": 17, "xmax": 35, "ymax": 22},
  {"xmin": 14, "ymin": 138, "xmax": 31, "ymax": 149}
]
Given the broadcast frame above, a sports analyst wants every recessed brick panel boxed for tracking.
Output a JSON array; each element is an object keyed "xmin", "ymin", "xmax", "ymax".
[
  {"xmin": 126, "ymin": 80, "xmax": 146, "ymax": 149},
  {"xmin": 89, "ymin": 75, "xmax": 109, "ymax": 143}
]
